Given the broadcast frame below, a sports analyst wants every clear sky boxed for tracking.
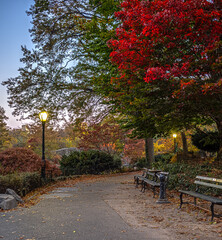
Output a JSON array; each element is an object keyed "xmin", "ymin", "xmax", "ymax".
[{"xmin": 0, "ymin": 0, "xmax": 34, "ymax": 128}]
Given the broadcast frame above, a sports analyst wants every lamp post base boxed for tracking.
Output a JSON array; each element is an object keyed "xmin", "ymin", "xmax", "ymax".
[{"xmin": 156, "ymin": 198, "xmax": 171, "ymax": 204}]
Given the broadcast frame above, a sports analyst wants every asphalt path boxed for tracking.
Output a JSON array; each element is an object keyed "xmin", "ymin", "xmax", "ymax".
[{"xmin": 0, "ymin": 175, "xmax": 163, "ymax": 240}]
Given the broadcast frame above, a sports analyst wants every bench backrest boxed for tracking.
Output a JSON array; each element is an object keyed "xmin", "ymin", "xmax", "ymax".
[
  {"xmin": 194, "ymin": 176, "xmax": 222, "ymax": 190},
  {"xmin": 141, "ymin": 168, "xmax": 148, "ymax": 176},
  {"xmin": 143, "ymin": 171, "xmax": 159, "ymax": 182}
]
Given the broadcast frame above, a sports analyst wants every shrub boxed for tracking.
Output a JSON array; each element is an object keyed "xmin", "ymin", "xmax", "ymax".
[
  {"xmin": 154, "ymin": 153, "xmax": 174, "ymax": 163},
  {"xmin": 152, "ymin": 161, "xmax": 222, "ymax": 193},
  {"xmin": 0, "ymin": 147, "xmax": 61, "ymax": 175},
  {"xmin": 191, "ymin": 129, "xmax": 219, "ymax": 153},
  {"xmin": 0, "ymin": 148, "xmax": 42, "ymax": 175},
  {"xmin": 60, "ymin": 149, "xmax": 121, "ymax": 175},
  {"xmin": 134, "ymin": 154, "xmax": 174, "ymax": 169},
  {"xmin": 0, "ymin": 172, "xmax": 42, "ymax": 196},
  {"xmin": 135, "ymin": 157, "xmax": 147, "ymax": 168}
]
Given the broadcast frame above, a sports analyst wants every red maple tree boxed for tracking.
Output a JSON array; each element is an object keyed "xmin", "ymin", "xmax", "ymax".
[
  {"xmin": 77, "ymin": 121, "xmax": 125, "ymax": 155},
  {"xmin": 108, "ymin": 0, "xmax": 222, "ymax": 159}
]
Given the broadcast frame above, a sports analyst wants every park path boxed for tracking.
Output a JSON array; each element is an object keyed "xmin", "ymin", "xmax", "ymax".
[{"xmin": 0, "ymin": 174, "xmax": 168, "ymax": 240}]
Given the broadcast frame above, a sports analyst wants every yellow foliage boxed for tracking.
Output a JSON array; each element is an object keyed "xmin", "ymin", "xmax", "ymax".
[
  {"xmin": 154, "ymin": 130, "xmax": 200, "ymax": 154},
  {"xmin": 170, "ymin": 154, "xmax": 177, "ymax": 163}
]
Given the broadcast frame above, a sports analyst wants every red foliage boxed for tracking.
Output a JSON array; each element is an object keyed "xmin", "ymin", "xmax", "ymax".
[
  {"xmin": 0, "ymin": 147, "xmax": 59, "ymax": 175},
  {"xmin": 77, "ymin": 122, "xmax": 124, "ymax": 155},
  {"xmin": 77, "ymin": 122, "xmax": 147, "ymax": 163},
  {"xmin": 123, "ymin": 137, "xmax": 145, "ymax": 164},
  {"xmin": 108, "ymin": 0, "xmax": 222, "ymax": 97}
]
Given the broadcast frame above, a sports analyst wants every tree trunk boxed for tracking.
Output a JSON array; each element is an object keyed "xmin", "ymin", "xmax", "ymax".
[
  {"xmin": 181, "ymin": 131, "xmax": 188, "ymax": 155},
  {"xmin": 145, "ymin": 138, "xmax": 154, "ymax": 168}
]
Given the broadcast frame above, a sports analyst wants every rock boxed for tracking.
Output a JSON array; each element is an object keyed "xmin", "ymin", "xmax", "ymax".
[
  {"xmin": 0, "ymin": 194, "xmax": 17, "ymax": 210},
  {"xmin": 5, "ymin": 188, "xmax": 24, "ymax": 203}
]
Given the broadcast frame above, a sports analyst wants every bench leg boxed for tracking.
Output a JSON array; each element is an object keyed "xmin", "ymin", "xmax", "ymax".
[
  {"xmin": 153, "ymin": 186, "xmax": 156, "ymax": 198},
  {"xmin": 179, "ymin": 193, "xmax": 183, "ymax": 209},
  {"xmin": 141, "ymin": 181, "xmax": 145, "ymax": 193},
  {"xmin": 210, "ymin": 203, "xmax": 215, "ymax": 222},
  {"xmin": 135, "ymin": 177, "xmax": 139, "ymax": 188},
  {"xmin": 194, "ymin": 197, "xmax": 197, "ymax": 206}
]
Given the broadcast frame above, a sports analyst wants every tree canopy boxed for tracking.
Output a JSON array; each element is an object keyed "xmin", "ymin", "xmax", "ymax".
[
  {"xmin": 2, "ymin": 0, "xmax": 222, "ymax": 160},
  {"xmin": 108, "ymin": 0, "xmax": 222, "ymax": 159},
  {"xmin": 3, "ymin": 0, "xmax": 120, "ymax": 123}
]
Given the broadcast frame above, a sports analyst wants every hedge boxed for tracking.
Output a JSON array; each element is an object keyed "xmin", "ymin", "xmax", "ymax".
[
  {"xmin": 0, "ymin": 172, "xmax": 42, "ymax": 196},
  {"xmin": 60, "ymin": 149, "xmax": 122, "ymax": 175}
]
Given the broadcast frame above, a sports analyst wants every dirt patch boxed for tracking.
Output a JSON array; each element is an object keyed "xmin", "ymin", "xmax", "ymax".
[{"xmin": 104, "ymin": 172, "xmax": 222, "ymax": 240}]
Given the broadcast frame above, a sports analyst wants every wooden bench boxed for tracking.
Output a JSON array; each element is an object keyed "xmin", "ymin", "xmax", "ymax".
[
  {"xmin": 134, "ymin": 169, "xmax": 168, "ymax": 198},
  {"xmin": 179, "ymin": 176, "xmax": 222, "ymax": 221},
  {"xmin": 141, "ymin": 171, "xmax": 160, "ymax": 197},
  {"xmin": 134, "ymin": 168, "xmax": 148, "ymax": 188},
  {"xmin": 142, "ymin": 171, "xmax": 169, "ymax": 198}
]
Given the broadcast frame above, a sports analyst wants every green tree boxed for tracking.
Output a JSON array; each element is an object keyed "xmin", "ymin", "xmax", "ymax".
[
  {"xmin": 2, "ymin": 0, "xmax": 120, "ymax": 124},
  {"xmin": 2, "ymin": 0, "xmax": 167, "ymax": 165},
  {"xmin": 0, "ymin": 107, "xmax": 11, "ymax": 151}
]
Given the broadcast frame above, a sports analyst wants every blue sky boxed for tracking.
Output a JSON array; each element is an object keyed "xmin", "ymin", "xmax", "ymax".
[{"xmin": 0, "ymin": 0, "xmax": 34, "ymax": 128}]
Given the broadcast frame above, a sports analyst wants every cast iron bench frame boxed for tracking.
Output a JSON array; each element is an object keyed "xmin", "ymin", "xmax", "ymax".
[
  {"xmin": 179, "ymin": 176, "xmax": 222, "ymax": 221},
  {"xmin": 141, "ymin": 171, "xmax": 160, "ymax": 197},
  {"xmin": 134, "ymin": 169, "xmax": 168, "ymax": 198},
  {"xmin": 134, "ymin": 168, "xmax": 148, "ymax": 187},
  {"xmin": 142, "ymin": 172, "xmax": 169, "ymax": 198}
]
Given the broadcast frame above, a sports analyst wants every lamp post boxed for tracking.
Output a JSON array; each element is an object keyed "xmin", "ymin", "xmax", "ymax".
[
  {"xmin": 173, "ymin": 133, "xmax": 177, "ymax": 153},
  {"xmin": 39, "ymin": 111, "xmax": 48, "ymax": 179}
]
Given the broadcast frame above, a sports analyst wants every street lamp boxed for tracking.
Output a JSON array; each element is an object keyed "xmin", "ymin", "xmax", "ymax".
[
  {"xmin": 39, "ymin": 111, "xmax": 48, "ymax": 179},
  {"xmin": 173, "ymin": 133, "xmax": 177, "ymax": 153}
]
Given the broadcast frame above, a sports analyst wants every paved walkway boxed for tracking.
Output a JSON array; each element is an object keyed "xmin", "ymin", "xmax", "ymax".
[{"xmin": 0, "ymin": 174, "xmax": 165, "ymax": 240}]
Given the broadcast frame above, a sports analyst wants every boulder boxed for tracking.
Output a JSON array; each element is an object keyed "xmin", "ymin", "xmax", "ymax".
[
  {"xmin": 0, "ymin": 194, "xmax": 17, "ymax": 210},
  {"xmin": 5, "ymin": 188, "xmax": 24, "ymax": 203}
]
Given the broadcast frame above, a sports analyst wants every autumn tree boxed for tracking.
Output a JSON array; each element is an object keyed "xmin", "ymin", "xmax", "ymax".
[
  {"xmin": 10, "ymin": 126, "xmax": 29, "ymax": 148},
  {"xmin": 2, "ymin": 0, "xmax": 156, "ymax": 165},
  {"xmin": 0, "ymin": 107, "xmax": 11, "ymax": 151},
  {"xmin": 77, "ymin": 119, "xmax": 125, "ymax": 155},
  {"xmin": 25, "ymin": 123, "xmax": 73, "ymax": 160},
  {"xmin": 57, "ymin": 122, "xmax": 79, "ymax": 149},
  {"xmin": 123, "ymin": 137, "xmax": 145, "ymax": 164},
  {"xmin": 108, "ymin": 0, "xmax": 222, "ymax": 160},
  {"xmin": 8, "ymin": 123, "xmax": 74, "ymax": 160}
]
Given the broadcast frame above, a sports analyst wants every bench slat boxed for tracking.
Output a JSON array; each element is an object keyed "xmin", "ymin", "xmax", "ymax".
[
  {"xmin": 137, "ymin": 176, "xmax": 147, "ymax": 181},
  {"xmin": 143, "ymin": 179, "xmax": 160, "ymax": 187},
  {"xmin": 196, "ymin": 176, "xmax": 222, "ymax": 183},
  {"xmin": 194, "ymin": 180, "xmax": 222, "ymax": 190},
  {"xmin": 179, "ymin": 190, "xmax": 222, "ymax": 204},
  {"xmin": 147, "ymin": 172, "xmax": 155, "ymax": 177}
]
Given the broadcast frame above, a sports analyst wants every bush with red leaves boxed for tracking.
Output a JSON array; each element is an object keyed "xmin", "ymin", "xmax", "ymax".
[
  {"xmin": 0, "ymin": 147, "xmax": 60, "ymax": 175},
  {"xmin": 0, "ymin": 148, "xmax": 42, "ymax": 175}
]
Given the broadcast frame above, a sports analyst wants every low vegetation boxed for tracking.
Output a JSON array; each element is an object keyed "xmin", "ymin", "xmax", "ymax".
[
  {"xmin": 0, "ymin": 172, "xmax": 42, "ymax": 196},
  {"xmin": 152, "ymin": 159, "xmax": 222, "ymax": 194},
  {"xmin": 60, "ymin": 149, "xmax": 121, "ymax": 175}
]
